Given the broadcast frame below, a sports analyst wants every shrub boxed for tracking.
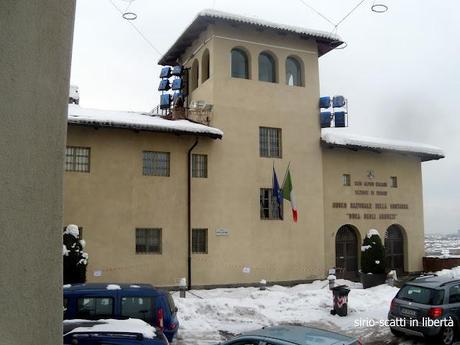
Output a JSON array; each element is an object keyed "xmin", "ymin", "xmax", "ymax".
[
  {"xmin": 63, "ymin": 224, "xmax": 88, "ymax": 284},
  {"xmin": 360, "ymin": 229, "xmax": 385, "ymax": 274}
]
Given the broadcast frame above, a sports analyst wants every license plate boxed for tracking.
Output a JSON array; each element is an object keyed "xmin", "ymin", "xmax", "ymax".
[{"xmin": 401, "ymin": 308, "xmax": 417, "ymax": 318}]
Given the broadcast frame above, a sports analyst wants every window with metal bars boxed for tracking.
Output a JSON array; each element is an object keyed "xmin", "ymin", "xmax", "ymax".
[
  {"xmin": 135, "ymin": 228, "xmax": 162, "ymax": 254},
  {"xmin": 259, "ymin": 127, "xmax": 281, "ymax": 158},
  {"xmin": 342, "ymin": 174, "xmax": 351, "ymax": 186},
  {"xmin": 65, "ymin": 146, "xmax": 90, "ymax": 172},
  {"xmin": 390, "ymin": 176, "xmax": 398, "ymax": 188},
  {"xmin": 192, "ymin": 154, "xmax": 208, "ymax": 178},
  {"xmin": 143, "ymin": 151, "xmax": 170, "ymax": 176},
  {"xmin": 192, "ymin": 228, "xmax": 208, "ymax": 254},
  {"xmin": 260, "ymin": 188, "xmax": 283, "ymax": 220}
]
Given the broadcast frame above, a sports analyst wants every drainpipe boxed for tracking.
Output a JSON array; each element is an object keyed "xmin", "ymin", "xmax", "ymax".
[{"xmin": 187, "ymin": 137, "xmax": 198, "ymax": 290}]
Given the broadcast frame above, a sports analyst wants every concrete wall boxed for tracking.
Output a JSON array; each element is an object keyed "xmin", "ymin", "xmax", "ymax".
[
  {"xmin": 322, "ymin": 147, "xmax": 425, "ymax": 274},
  {"xmin": 0, "ymin": 1, "xmax": 75, "ymax": 344}
]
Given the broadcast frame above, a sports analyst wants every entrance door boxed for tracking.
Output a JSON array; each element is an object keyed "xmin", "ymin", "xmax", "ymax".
[
  {"xmin": 335, "ymin": 225, "xmax": 358, "ymax": 279},
  {"xmin": 385, "ymin": 225, "xmax": 404, "ymax": 273}
]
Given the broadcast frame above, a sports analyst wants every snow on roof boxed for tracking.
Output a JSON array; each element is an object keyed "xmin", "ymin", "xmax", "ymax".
[
  {"xmin": 68, "ymin": 104, "xmax": 223, "ymax": 139},
  {"xmin": 106, "ymin": 284, "xmax": 121, "ymax": 290},
  {"xmin": 63, "ymin": 319, "xmax": 156, "ymax": 339},
  {"xmin": 198, "ymin": 9, "xmax": 340, "ymax": 41},
  {"xmin": 321, "ymin": 130, "xmax": 445, "ymax": 162},
  {"xmin": 158, "ymin": 9, "xmax": 342, "ymax": 65}
]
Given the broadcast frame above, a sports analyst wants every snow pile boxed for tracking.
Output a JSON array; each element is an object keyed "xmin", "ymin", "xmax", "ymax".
[
  {"xmin": 68, "ymin": 104, "xmax": 223, "ymax": 138},
  {"xmin": 64, "ymin": 224, "xmax": 80, "ymax": 238},
  {"xmin": 321, "ymin": 130, "xmax": 444, "ymax": 160},
  {"xmin": 436, "ymin": 266, "xmax": 460, "ymax": 278},
  {"xmin": 367, "ymin": 229, "xmax": 380, "ymax": 238},
  {"xmin": 63, "ymin": 319, "xmax": 156, "ymax": 338},
  {"xmin": 174, "ymin": 279, "xmax": 398, "ymax": 344},
  {"xmin": 106, "ymin": 284, "xmax": 122, "ymax": 290}
]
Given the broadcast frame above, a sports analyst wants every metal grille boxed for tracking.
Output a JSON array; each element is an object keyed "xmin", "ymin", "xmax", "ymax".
[
  {"xmin": 192, "ymin": 228, "xmax": 208, "ymax": 254},
  {"xmin": 135, "ymin": 228, "xmax": 162, "ymax": 254},
  {"xmin": 335, "ymin": 226, "xmax": 358, "ymax": 279},
  {"xmin": 65, "ymin": 146, "xmax": 90, "ymax": 172},
  {"xmin": 192, "ymin": 154, "xmax": 208, "ymax": 178},
  {"xmin": 390, "ymin": 176, "xmax": 398, "ymax": 188},
  {"xmin": 143, "ymin": 151, "xmax": 170, "ymax": 176},
  {"xmin": 385, "ymin": 225, "xmax": 404, "ymax": 272},
  {"xmin": 259, "ymin": 127, "xmax": 281, "ymax": 158},
  {"xmin": 260, "ymin": 188, "xmax": 283, "ymax": 220}
]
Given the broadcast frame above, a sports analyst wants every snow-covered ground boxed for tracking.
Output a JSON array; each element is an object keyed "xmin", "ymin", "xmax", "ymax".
[
  {"xmin": 173, "ymin": 266, "xmax": 460, "ymax": 344},
  {"xmin": 173, "ymin": 279, "xmax": 398, "ymax": 344},
  {"xmin": 425, "ymin": 233, "xmax": 460, "ymax": 257}
]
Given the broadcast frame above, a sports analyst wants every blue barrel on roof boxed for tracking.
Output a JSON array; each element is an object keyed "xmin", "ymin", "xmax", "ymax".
[
  {"xmin": 320, "ymin": 96, "xmax": 331, "ymax": 109},
  {"xmin": 333, "ymin": 95, "xmax": 346, "ymax": 108},
  {"xmin": 320, "ymin": 111, "xmax": 332, "ymax": 128},
  {"xmin": 334, "ymin": 111, "xmax": 346, "ymax": 127}
]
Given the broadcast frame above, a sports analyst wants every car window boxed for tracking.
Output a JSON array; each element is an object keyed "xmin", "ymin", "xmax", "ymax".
[
  {"xmin": 121, "ymin": 296, "xmax": 154, "ymax": 322},
  {"xmin": 76, "ymin": 297, "xmax": 114, "ymax": 319},
  {"xmin": 449, "ymin": 285, "xmax": 460, "ymax": 304},
  {"xmin": 63, "ymin": 298, "xmax": 69, "ymax": 319},
  {"xmin": 167, "ymin": 292, "xmax": 177, "ymax": 314},
  {"xmin": 397, "ymin": 285, "xmax": 444, "ymax": 305}
]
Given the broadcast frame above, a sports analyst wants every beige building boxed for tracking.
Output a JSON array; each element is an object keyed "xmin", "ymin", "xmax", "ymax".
[{"xmin": 64, "ymin": 10, "xmax": 444, "ymax": 288}]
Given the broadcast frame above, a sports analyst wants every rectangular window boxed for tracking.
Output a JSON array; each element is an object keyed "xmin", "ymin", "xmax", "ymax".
[
  {"xmin": 192, "ymin": 154, "xmax": 208, "ymax": 178},
  {"xmin": 121, "ymin": 297, "xmax": 154, "ymax": 322},
  {"xmin": 143, "ymin": 151, "xmax": 170, "ymax": 176},
  {"xmin": 76, "ymin": 297, "xmax": 114, "ymax": 319},
  {"xmin": 136, "ymin": 228, "xmax": 162, "ymax": 254},
  {"xmin": 260, "ymin": 188, "xmax": 283, "ymax": 220},
  {"xmin": 390, "ymin": 176, "xmax": 398, "ymax": 188},
  {"xmin": 342, "ymin": 174, "xmax": 351, "ymax": 186},
  {"xmin": 192, "ymin": 228, "xmax": 208, "ymax": 254},
  {"xmin": 65, "ymin": 146, "xmax": 90, "ymax": 172},
  {"xmin": 259, "ymin": 127, "xmax": 282, "ymax": 158}
]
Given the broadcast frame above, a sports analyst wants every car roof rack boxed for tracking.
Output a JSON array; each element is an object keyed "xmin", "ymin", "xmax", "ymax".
[
  {"xmin": 71, "ymin": 332, "xmax": 144, "ymax": 340},
  {"xmin": 409, "ymin": 273, "xmax": 438, "ymax": 281}
]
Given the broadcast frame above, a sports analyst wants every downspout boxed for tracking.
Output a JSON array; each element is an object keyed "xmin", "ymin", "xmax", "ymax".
[{"xmin": 187, "ymin": 137, "xmax": 199, "ymax": 290}]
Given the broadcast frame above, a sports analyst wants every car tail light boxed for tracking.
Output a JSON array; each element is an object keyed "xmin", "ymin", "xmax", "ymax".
[
  {"xmin": 428, "ymin": 307, "xmax": 443, "ymax": 319},
  {"xmin": 168, "ymin": 321, "xmax": 177, "ymax": 330},
  {"xmin": 157, "ymin": 308, "xmax": 164, "ymax": 330},
  {"xmin": 390, "ymin": 299, "xmax": 397, "ymax": 313}
]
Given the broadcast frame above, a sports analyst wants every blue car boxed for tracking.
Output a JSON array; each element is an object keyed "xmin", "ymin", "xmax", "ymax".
[
  {"xmin": 219, "ymin": 325, "xmax": 360, "ymax": 345},
  {"xmin": 64, "ymin": 283, "xmax": 179, "ymax": 342},
  {"xmin": 63, "ymin": 319, "xmax": 169, "ymax": 345}
]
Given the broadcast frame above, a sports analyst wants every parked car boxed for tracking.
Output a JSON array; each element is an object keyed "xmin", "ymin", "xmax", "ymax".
[
  {"xmin": 63, "ymin": 319, "xmax": 169, "ymax": 345},
  {"xmin": 64, "ymin": 283, "xmax": 179, "ymax": 342},
  {"xmin": 388, "ymin": 275, "xmax": 460, "ymax": 345},
  {"xmin": 218, "ymin": 325, "xmax": 360, "ymax": 345}
]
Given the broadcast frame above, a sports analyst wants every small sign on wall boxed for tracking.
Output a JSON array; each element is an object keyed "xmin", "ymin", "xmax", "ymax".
[
  {"xmin": 242, "ymin": 266, "xmax": 251, "ymax": 274},
  {"xmin": 216, "ymin": 228, "xmax": 230, "ymax": 236},
  {"xmin": 93, "ymin": 270, "xmax": 102, "ymax": 277}
]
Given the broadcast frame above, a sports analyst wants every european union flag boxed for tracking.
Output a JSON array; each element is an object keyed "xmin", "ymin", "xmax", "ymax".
[{"xmin": 272, "ymin": 166, "xmax": 282, "ymax": 207}]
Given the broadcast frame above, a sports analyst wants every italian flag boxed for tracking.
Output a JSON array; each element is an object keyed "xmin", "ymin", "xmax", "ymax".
[{"xmin": 282, "ymin": 167, "xmax": 298, "ymax": 222}]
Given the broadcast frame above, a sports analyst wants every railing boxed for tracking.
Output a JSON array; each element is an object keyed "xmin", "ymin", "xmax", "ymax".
[{"xmin": 149, "ymin": 105, "xmax": 213, "ymax": 126}]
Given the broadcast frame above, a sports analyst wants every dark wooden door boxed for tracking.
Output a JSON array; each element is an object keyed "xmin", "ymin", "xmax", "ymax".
[
  {"xmin": 336, "ymin": 226, "xmax": 358, "ymax": 279},
  {"xmin": 385, "ymin": 226, "xmax": 404, "ymax": 273}
]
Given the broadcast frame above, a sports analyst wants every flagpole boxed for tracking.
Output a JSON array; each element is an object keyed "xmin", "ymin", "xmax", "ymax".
[{"xmin": 282, "ymin": 161, "xmax": 291, "ymax": 187}]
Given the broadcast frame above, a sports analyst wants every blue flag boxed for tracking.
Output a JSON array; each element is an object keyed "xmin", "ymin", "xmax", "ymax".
[{"xmin": 272, "ymin": 166, "xmax": 282, "ymax": 206}]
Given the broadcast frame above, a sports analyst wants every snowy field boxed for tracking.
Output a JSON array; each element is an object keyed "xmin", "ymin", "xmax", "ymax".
[{"xmin": 173, "ymin": 267, "xmax": 460, "ymax": 344}]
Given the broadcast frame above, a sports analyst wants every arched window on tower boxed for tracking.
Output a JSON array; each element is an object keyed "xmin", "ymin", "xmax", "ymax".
[
  {"xmin": 190, "ymin": 59, "xmax": 199, "ymax": 92},
  {"xmin": 286, "ymin": 56, "xmax": 303, "ymax": 86},
  {"xmin": 202, "ymin": 49, "xmax": 210, "ymax": 82},
  {"xmin": 258, "ymin": 51, "xmax": 277, "ymax": 83},
  {"xmin": 231, "ymin": 48, "xmax": 249, "ymax": 79}
]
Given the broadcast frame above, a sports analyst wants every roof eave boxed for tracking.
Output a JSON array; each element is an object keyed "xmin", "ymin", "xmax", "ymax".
[
  {"xmin": 320, "ymin": 140, "xmax": 445, "ymax": 162},
  {"xmin": 68, "ymin": 121, "xmax": 223, "ymax": 140}
]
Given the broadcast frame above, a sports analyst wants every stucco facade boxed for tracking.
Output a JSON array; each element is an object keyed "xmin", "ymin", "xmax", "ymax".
[{"xmin": 64, "ymin": 11, "xmax": 441, "ymax": 288}]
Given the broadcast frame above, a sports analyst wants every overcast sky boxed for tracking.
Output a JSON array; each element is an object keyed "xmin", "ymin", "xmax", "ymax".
[{"xmin": 71, "ymin": 0, "xmax": 459, "ymax": 234}]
